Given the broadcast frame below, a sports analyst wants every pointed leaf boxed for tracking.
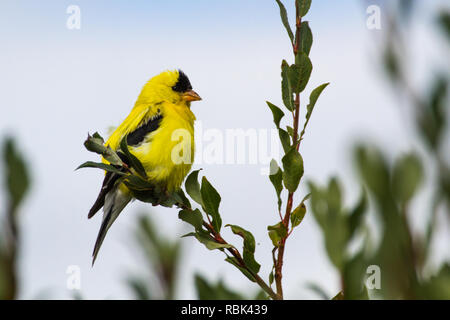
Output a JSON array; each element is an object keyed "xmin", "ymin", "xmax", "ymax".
[
  {"xmin": 269, "ymin": 160, "xmax": 283, "ymax": 211},
  {"xmin": 299, "ymin": 21, "xmax": 313, "ymax": 55},
  {"xmin": 297, "ymin": 0, "xmax": 312, "ymax": 17},
  {"xmin": 84, "ymin": 133, "xmax": 123, "ymax": 166},
  {"xmin": 195, "ymin": 231, "xmax": 233, "ymax": 250},
  {"xmin": 300, "ymin": 83, "xmax": 330, "ymax": 139},
  {"xmin": 278, "ymin": 128, "xmax": 291, "ymax": 154},
  {"xmin": 3, "ymin": 138, "xmax": 30, "ymax": 212},
  {"xmin": 281, "ymin": 60, "xmax": 294, "ymax": 110},
  {"xmin": 225, "ymin": 257, "xmax": 256, "ymax": 282},
  {"xmin": 349, "ymin": 189, "xmax": 367, "ymax": 238},
  {"xmin": 266, "ymin": 101, "xmax": 285, "ymax": 128},
  {"xmin": 276, "ymin": 0, "xmax": 294, "ymax": 43},
  {"xmin": 201, "ymin": 177, "xmax": 222, "ymax": 232},
  {"xmin": 306, "ymin": 83, "xmax": 330, "ymax": 120},
  {"xmin": 172, "ymin": 188, "xmax": 192, "ymax": 209},
  {"xmin": 179, "ymin": 209, "xmax": 203, "ymax": 231},
  {"xmin": 392, "ymin": 153, "xmax": 424, "ymax": 203},
  {"xmin": 226, "ymin": 224, "xmax": 261, "ymax": 274},
  {"xmin": 185, "ymin": 169, "xmax": 203, "ymax": 206},
  {"xmin": 123, "ymin": 175, "xmax": 154, "ymax": 191},
  {"xmin": 76, "ymin": 161, "xmax": 125, "ymax": 175},
  {"xmin": 295, "ymin": 52, "xmax": 313, "ymax": 93}
]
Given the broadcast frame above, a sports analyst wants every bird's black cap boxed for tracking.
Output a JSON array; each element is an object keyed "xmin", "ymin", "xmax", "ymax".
[{"xmin": 172, "ymin": 70, "xmax": 193, "ymax": 93}]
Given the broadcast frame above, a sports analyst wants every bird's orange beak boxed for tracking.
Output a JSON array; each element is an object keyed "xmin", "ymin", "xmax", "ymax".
[{"xmin": 182, "ymin": 90, "xmax": 202, "ymax": 102}]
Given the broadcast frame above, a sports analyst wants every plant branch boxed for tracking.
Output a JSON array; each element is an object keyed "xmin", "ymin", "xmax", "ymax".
[
  {"xmin": 201, "ymin": 221, "xmax": 280, "ymax": 300},
  {"xmin": 274, "ymin": 2, "xmax": 303, "ymax": 300}
]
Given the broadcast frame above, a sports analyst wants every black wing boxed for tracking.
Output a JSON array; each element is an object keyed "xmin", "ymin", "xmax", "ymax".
[{"xmin": 127, "ymin": 114, "xmax": 163, "ymax": 146}]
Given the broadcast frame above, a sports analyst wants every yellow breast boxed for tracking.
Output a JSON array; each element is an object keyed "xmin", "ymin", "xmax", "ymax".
[{"xmin": 131, "ymin": 102, "xmax": 195, "ymax": 191}]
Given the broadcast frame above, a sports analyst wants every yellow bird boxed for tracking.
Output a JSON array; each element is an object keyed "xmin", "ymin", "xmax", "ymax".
[{"xmin": 88, "ymin": 69, "xmax": 201, "ymax": 264}]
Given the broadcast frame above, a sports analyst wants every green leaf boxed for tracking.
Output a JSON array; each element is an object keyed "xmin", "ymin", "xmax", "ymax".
[
  {"xmin": 92, "ymin": 132, "xmax": 104, "ymax": 141},
  {"xmin": 418, "ymin": 75, "xmax": 447, "ymax": 149},
  {"xmin": 342, "ymin": 248, "xmax": 370, "ymax": 300},
  {"xmin": 305, "ymin": 283, "xmax": 330, "ymax": 300},
  {"xmin": 438, "ymin": 12, "xmax": 450, "ymax": 42},
  {"xmin": 281, "ymin": 60, "xmax": 294, "ymax": 111},
  {"xmin": 288, "ymin": 64, "xmax": 302, "ymax": 94},
  {"xmin": 181, "ymin": 232, "xmax": 196, "ymax": 238},
  {"xmin": 120, "ymin": 136, "xmax": 148, "ymax": 179},
  {"xmin": 84, "ymin": 133, "xmax": 106, "ymax": 153},
  {"xmin": 3, "ymin": 138, "xmax": 31, "ymax": 212},
  {"xmin": 126, "ymin": 276, "xmax": 152, "ymax": 300},
  {"xmin": 300, "ymin": 83, "xmax": 329, "ymax": 141},
  {"xmin": 275, "ymin": 0, "xmax": 294, "ymax": 43},
  {"xmin": 269, "ymin": 271, "xmax": 275, "ymax": 285},
  {"xmin": 269, "ymin": 160, "xmax": 283, "ymax": 211},
  {"xmin": 185, "ymin": 169, "xmax": 203, "ymax": 206},
  {"xmin": 84, "ymin": 133, "xmax": 124, "ymax": 166},
  {"xmin": 267, "ymin": 222, "xmax": 288, "ymax": 247},
  {"xmin": 225, "ymin": 257, "xmax": 256, "ymax": 282},
  {"xmin": 76, "ymin": 161, "xmax": 125, "ymax": 175},
  {"xmin": 306, "ymin": 83, "xmax": 329, "ymax": 120},
  {"xmin": 354, "ymin": 145, "xmax": 391, "ymax": 201},
  {"xmin": 266, "ymin": 101, "xmax": 285, "ymax": 128},
  {"xmin": 392, "ymin": 153, "xmax": 424, "ymax": 203},
  {"xmin": 226, "ymin": 225, "xmax": 261, "ymax": 274},
  {"xmin": 383, "ymin": 44, "xmax": 400, "ymax": 82},
  {"xmin": 286, "ymin": 126, "xmax": 294, "ymax": 138},
  {"xmin": 327, "ymin": 177, "xmax": 342, "ymax": 212},
  {"xmin": 123, "ymin": 175, "xmax": 154, "ymax": 191},
  {"xmin": 291, "ymin": 202, "xmax": 307, "ymax": 228},
  {"xmin": 297, "ymin": 0, "xmax": 312, "ymax": 17},
  {"xmin": 348, "ymin": 189, "xmax": 367, "ymax": 238},
  {"xmin": 298, "ymin": 21, "xmax": 313, "ymax": 55},
  {"xmin": 201, "ymin": 177, "xmax": 222, "ymax": 232},
  {"xmin": 194, "ymin": 274, "xmax": 245, "ymax": 300},
  {"xmin": 282, "ymin": 148, "xmax": 304, "ymax": 192},
  {"xmin": 308, "ymin": 180, "xmax": 349, "ymax": 271},
  {"xmin": 295, "ymin": 52, "xmax": 313, "ymax": 93},
  {"xmin": 172, "ymin": 189, "xmax": 192, "ymax": 209},
  {"xmin": 417, "ymin": 263, "xmax": 450, "ymax": 299},
  {"xmin": 278, "ymin": 128, "xmax": 291, "ymax": 154},
  {"xmin": 179, "ymin": 209, "xmax": 203, "ymax": 231},
  {"xmin": 194, "ymin": 231, "xmax": 233, "ymax": 251}
]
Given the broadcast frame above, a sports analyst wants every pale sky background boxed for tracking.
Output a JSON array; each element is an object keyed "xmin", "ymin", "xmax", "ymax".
[{"xmin": 0, "ymin": 0, "xmax": 449, "ymax": 299}]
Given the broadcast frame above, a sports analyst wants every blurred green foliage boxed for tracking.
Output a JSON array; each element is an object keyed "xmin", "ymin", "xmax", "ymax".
[
  {"xmin": 308, "ymin": 1, "xmax": 450, "ymax": 299},
  {"xmin": 126, "ymin": 215, "xmax": 265, "ymax": 300},
  {"xmin": 0, "ymin": 137, "xmax": 31, "ymax": 300},
  {"xmin": 126, "ymin": 215, "xmax": 181, "ymax": 300},
  {"xmin": 194, "ymin": 274, "xmax": 266, "ymax": 300}
]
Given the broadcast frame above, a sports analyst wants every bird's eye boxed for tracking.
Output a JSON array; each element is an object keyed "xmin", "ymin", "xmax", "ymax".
[{"xmin": 172, "ymin": 70, "xmax": 193, "ymax": 93}]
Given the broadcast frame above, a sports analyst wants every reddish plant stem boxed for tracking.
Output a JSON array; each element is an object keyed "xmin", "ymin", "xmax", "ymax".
[
  {"xmin": 202, "ymin": 221, "xmax": 280, "ymax": 300},
  {"xmin": 274, "ymin": 3, "xmax": 302, "ymax": 300}
]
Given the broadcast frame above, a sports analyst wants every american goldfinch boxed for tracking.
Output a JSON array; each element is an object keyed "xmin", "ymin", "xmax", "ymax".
[{"xmin": 88, "ymin": 70, "xmax": 201, "ymax": 264}]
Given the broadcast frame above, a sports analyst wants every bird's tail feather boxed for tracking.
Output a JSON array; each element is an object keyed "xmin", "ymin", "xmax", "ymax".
[
  {"xmin": 88, "ymin": 171, "xmax": 123, "ymax": 219},
  {"xmin": 92, "ymin": 187, "xmax": 131, "ymax": 265}
]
